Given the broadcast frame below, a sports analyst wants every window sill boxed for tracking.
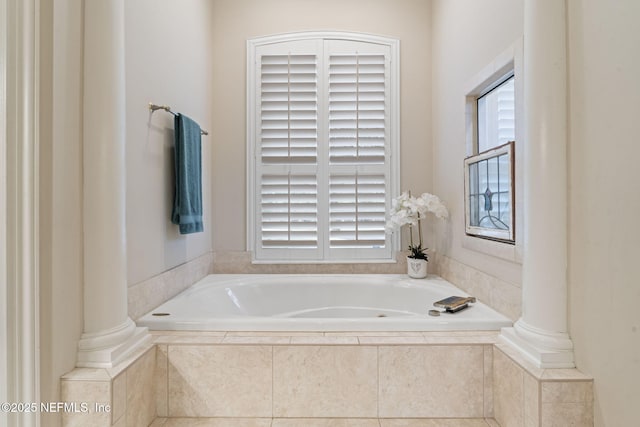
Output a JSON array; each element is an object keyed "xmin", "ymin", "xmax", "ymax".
[
  {"xmin": 251, "ymin": 258, "xmax": 399, "ymax": 265},
  {"xmin": 462, "ymin": 234, "xmax": 523, "ymax": 264}
]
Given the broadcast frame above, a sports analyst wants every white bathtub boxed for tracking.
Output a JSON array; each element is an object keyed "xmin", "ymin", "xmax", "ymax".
[{"xmin": 136, "ymin": 274, "xmax": 512, "ymax": 331}]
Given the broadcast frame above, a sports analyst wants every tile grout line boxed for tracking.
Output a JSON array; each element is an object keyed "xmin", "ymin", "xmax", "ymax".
[
  {"xmin": 376, "ymin": 345, "xmax": 380, "ymax": 421},
  {"xmin": 482, "ymin": 344, "xmax": 487, "ymax": 419},
  {"xmin": 537, "ymin": 372, "xmax": 542, "ymax": 427},
  {"xmin": 271, "ymin": 345, "xmax": 275, "ymax": 421},
  {"xmin": 521, "ymin": 368, "xmax": 525, "ymax": 426},
  {"xmin": 164, "ymin": 345, "xmax": 170, "ymax": 419}
]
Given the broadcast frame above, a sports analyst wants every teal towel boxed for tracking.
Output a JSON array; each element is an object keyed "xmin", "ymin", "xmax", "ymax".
[{"xmin": 171, "ymin": 114, "xmax": 203, "ymax": 234}]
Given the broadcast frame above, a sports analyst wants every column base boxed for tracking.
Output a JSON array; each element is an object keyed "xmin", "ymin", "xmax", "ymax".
[
  {"xmin": 499, "ymin": 319, "xmax": 575, "ymax": 368},
  {"xmin": 76, "ymin": 318, "xmax": 151, "ymax": 368}
]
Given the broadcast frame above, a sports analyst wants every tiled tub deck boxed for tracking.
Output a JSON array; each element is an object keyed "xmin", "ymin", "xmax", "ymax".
[{"xmin": 61, "ymin": 331, "xmax": 593, "ymax": 427}]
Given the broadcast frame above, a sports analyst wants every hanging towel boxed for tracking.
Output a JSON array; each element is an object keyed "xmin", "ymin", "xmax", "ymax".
[{"xmin": 171, "ymin": 113, "xmax": 203, "ymax": 234}]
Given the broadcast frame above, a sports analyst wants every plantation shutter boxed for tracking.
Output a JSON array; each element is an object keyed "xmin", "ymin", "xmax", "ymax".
[
  {"xmin": 260, "ymin": 54, "xmax": 318, "ymax": 164},
  {"xmin": 250, "ymin": 34, "xmax": 398, "ymax": 262},
  {"xmin": 326, "ymin": 46, "xmax": 390, "ymax": 256},
  {"xmin": 328, "ymin": 173, "xmax": 387, "ymax": 248},
  {"xmin": 257, "ymin": 48, "xmax": 320, "ymax": 257},
  {"xmin": 328, "ymin": 54, "xmax": 386, "ymax": 164},
  {"xmin": 260, "ymin": 173, "xmax": 318, "ymax": 247}
]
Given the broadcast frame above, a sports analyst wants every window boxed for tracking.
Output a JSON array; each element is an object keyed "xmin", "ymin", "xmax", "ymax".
[
  {"xmin": 463, "ymin": 40, "xmax": 523, "ymax": 260},
  {"xmin": 465, "ymin": 74, "xmax": 516, "ymax": 242},
  {"xmin": 247, "ymin": 33, "xmax": 399, "ymax": 262},
  {"xmin": 477, "ymin": 76, "xmax": 515, "ymax": 152},
  {"xmin": 465, "ymin": 141, "xmax": 514, "ymax": 241}
]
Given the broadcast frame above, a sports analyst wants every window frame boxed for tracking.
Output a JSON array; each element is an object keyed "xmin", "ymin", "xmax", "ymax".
[
  {"xmin": 247, "ymin": 32, "xmax": 400, "ymax": 263},
  {"xmin": 463, "ymin": 39, "xmax": 524, "ymax": 263},
  {"xmin": 464, "ymin": 141, "xmax": 515, "ymax": 242}
]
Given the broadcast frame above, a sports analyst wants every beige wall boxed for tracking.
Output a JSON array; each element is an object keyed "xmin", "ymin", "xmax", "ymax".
[
  {"xmin": 567, "ymin": 0, "xmax": 640, "ymax": 425},
  {"xmin": 431, "ymin": 0, "xmax": 524, "ymax": 285},
  {"xmin": 38, "ymin": 1, "xmax": 640, "ymax": 426},
  {"xmin": 125, "ymin": 0, "xmax": 215, "ymax": 285},
  {"xmin": 210, "ymin": 0, "xmax": 433, "ymax": 251},
  {"xmin": 37, "ymin": 1, "xmax": 217, "ymax": 425}
]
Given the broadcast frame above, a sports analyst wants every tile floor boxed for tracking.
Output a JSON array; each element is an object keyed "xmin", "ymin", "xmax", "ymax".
[{"xmin": 150, "ymin": 418, "xmax": 501, "ymax": 427}]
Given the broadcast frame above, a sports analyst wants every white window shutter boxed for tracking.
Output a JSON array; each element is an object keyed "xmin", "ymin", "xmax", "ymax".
[
  {"xmin": 256, "ymin": 47, "xmax": 321, "ymax": 260},
  {"xmin": 328, "ymin": 54, "xmax": 386, "ymax": 164},
  {"xmin": 260, "ymin": 54, "xmax": 318, "ymax": 164},
  {"xmin": 326, "ymin": 44, "xmax": 390, "ymax": 257},
  {"xmin": 249, "ymin": 33, "xmax": 399, "ymax": 262},
  {"xmin": 260, "ymin": 173, "xmax": 318, "ymax": 247},
  {"xmin": 329, "ymin": 172, "xmax": 387, "ymax": 248}
]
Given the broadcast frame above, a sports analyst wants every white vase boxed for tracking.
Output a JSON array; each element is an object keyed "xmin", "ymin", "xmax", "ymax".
[{"xmin": 407, "ymin": 257, "xmax": 428, "ymax": 279}]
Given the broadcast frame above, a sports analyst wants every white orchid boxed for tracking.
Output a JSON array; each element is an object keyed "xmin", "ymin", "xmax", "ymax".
[
  {"xmin": 386, "ymin": 191, "xmax": 449, "ymax": 259},
  {"xmin": 419, "ymin": 192, "xmax": 449, "ymax": 220}
]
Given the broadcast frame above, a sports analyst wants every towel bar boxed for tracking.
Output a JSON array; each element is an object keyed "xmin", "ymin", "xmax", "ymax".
[{"xmin": 148, "ymin": 102, "xmax": 209, "ymax": 136}]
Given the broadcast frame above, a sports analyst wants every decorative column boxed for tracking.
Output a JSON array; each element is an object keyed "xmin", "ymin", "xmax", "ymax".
[
  {"xmin": 77, "ymin": 0, "xmax": 149, "ymax": 368},
  {"xmin": 500, "ymin": 0, "xmax": 575, "ymax": 368}
]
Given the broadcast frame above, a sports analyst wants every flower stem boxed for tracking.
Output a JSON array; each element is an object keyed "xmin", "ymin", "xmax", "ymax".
[
  {"xmin": 418, "ymin": 216, "xmax": 423, "ymax": 248},
  {"xmin": 409, "ymin": 224, "xmax": 414, "ymax": 248}
]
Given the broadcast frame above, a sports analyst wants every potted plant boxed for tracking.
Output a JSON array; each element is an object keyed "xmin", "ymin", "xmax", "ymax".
[{"xmin": 386, "ymin": 191, "xmax": 449, "ymax": 278}]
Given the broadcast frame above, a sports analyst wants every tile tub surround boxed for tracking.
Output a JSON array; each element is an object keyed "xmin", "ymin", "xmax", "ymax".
[
  {"xmin": 60, "ymin": 343, "xmax": 157, "ymax": 427},
  {"xmin": 129, "ymin": 252, "xmax": 517, "ymax": 325},
  {"xmin": 128, "ymin": 252, "xmax": 214, "ymax": 320},
  {"xmin": 493, "ymin": 343, "xmax": 594, "ymax": 427},
  {"xmin": 154, "ymin": 331, "xmax": 498, "ymax": 420},
  {"xmin": 436, "ymin": 255, "xmax": 522, "ymax": 321},
  {"xmin": 211, "ymin": 250, "xmax": 409, "ymax": 274},
  {"xmin": 58, "ymin": 331, "xmax": 594, "ymax": 426}
]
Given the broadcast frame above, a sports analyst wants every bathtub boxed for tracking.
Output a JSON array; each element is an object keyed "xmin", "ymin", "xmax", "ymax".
[{"xmin": 136, "ymin": 274, "xmax": 512, "ymax": 331}]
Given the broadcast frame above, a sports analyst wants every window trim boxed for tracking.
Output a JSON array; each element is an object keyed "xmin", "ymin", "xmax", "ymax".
[
  {"xmin": 247, "ymin": 31, "xmax": 400, "ymax": 263},
  {"xmin": 463, "ymin": 39, "xmax": 524, "ymax": 264}
]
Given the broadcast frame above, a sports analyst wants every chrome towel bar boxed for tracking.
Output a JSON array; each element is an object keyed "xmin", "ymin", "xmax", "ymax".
[{"xmin": 148, "ymin": 102, "xmax": 209, "ymax": 136}]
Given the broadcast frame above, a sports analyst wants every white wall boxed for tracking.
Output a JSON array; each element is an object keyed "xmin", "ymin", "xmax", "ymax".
[
  {"xmin": 125, "ymin": 0, "xmax": 215, "ymax": 285},
  {"xmin": 209, "ymin": 0, "xmax": 433, "ymax": 252},
  {"xmin": 567, "ymin": 0, "xmax": 640, "ymax": 425},
  {"xmin": 38, "ymin": 1, "xmax": 84, "ymax": 425},
  {"xmin": 431, "ymin": 0, "xmax": 524, "ymax": 285}
]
